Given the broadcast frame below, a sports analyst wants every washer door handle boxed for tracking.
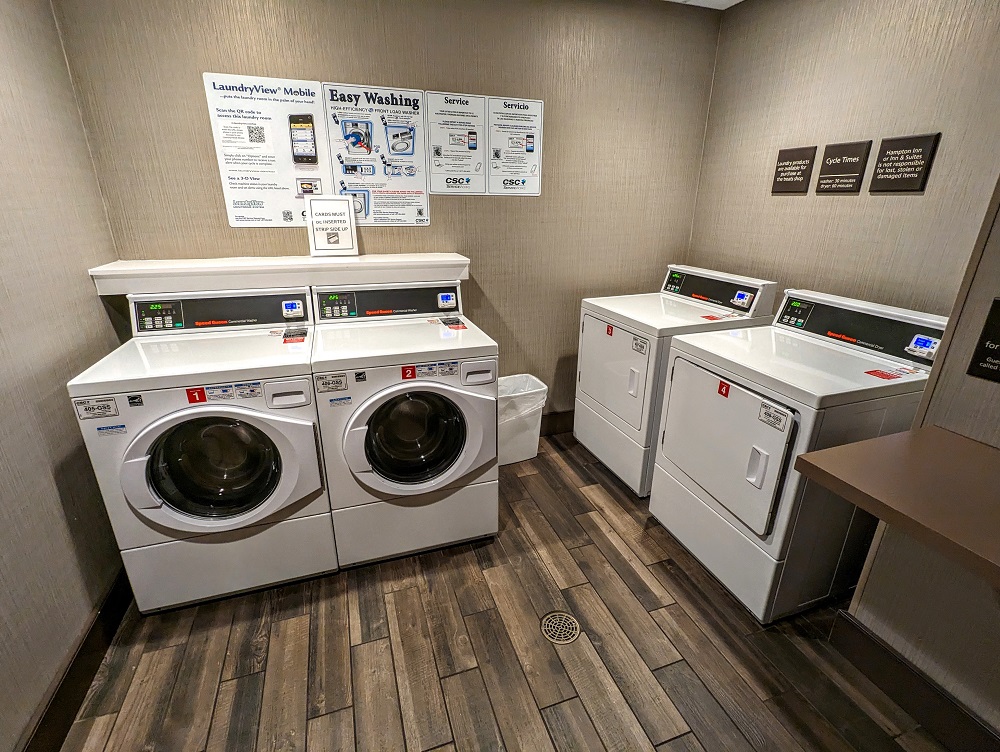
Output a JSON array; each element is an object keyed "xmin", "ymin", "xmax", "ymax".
[{"xmin": 120, "ymin": 456, "xmax": 163, "ymax": 509}]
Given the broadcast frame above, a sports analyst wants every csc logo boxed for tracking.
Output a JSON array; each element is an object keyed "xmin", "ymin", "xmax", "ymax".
[
  {"xmin": 446, "ymin": 178, "xmax": 472, "ymax": 184},
  {"xmin": 503, "ymin": 179, "xmax": 527, "ymax": 186}
]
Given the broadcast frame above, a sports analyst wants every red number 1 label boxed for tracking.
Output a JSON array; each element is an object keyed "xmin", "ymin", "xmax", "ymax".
[{"xmin": 402, "ymin": 366, "xmax": 417, "ymax": 380}]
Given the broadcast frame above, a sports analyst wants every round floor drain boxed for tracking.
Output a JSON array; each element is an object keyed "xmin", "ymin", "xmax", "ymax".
[{"xmin": 540, "ymin": 611, "xmax": 581, "ymax": 644}]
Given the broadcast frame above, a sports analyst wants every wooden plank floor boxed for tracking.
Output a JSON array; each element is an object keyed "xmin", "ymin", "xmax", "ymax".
[{"xmin": 62, "ymin": 434, "xmax": 948, "ymax": 752}]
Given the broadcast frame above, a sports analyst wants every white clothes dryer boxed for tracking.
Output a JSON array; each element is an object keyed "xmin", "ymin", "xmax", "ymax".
[
  {"xmin": 311, "ymin": 283, "xmax": 499, "ymax": 566},
  {"xmin": 575, "ymin": 265, "xmax": 777, "ymax": 496},
  {"xmin": 69, "ymin": 288, "xmax": 337, "ymax": 612},
  {"xmin": 649, "ymin": 290, "xmax": 947, "ymax": 622}
]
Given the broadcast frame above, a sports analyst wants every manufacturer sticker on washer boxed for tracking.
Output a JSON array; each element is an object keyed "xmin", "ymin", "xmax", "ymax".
[
  {"xmin": 329, "ymin": 396, "xmax": 353, "ymax": 407},
  {"xmin": 235, "ymin": 381, "xmax": 263, "ymax": 398},
  {"xmin": 127, "ymin": 395, "xmax": 143, "ymax": 407},
  {"xmin": 206, "ymin": 385, "xmax": 236, "ymax": 400},
  {"xmin": 96, "ymin": 424, "xmax": 127, "ymax": 436},
  {"xmin": 316, "ymin": 373, "xmax": 348, "ymax": 393},
  {"xmin": 632, "ymin": 336, "xmax": 648, "ymax": 355},
  {"xmin": 417, "ymin": 364, "xmax": 439, "ymax": 377},
  {"xmin": 438, "ymin": 361, "xmax": 459, "ymax": 376},
  {"xmin": 75, "ymin": 397, "xmax": 118, "ymax": 420},
  {"xmin": 758, "ymin": 403, "xmax": 790, "ymax": 431}
]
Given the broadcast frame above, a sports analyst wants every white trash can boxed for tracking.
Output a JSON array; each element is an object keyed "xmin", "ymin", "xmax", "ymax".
[{"xmin": 497, "ymin": 374, "xmax": 548, "ymax": 466}]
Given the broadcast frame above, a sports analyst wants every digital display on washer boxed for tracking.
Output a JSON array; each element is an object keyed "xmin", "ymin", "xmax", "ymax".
[
  {"xmin": 318, "ymin": 286, "xmax": 460, "ymax": 320},
  {"xmin": 135, "ymin": 300, "xmax": 184, "ymax": 331},
  {"xmin": 662, "ymin": 271, "xmax": 760, "ymax": 313},
  {"xmin": 776, "ymin": 297, "xmax": 945, "ymax": 366}
]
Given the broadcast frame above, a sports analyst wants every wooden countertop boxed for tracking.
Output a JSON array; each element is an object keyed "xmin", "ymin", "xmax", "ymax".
[{"xmin": 794, "ymin": 426, "xmax": 1000, "ymax": 590}]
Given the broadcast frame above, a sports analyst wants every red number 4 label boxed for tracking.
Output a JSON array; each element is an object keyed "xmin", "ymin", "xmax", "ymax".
[{"xmin": 718, "ymin": 381, "xmax": 730, "ymax": 398}]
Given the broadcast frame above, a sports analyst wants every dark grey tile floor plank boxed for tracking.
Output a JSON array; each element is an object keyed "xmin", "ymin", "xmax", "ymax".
[
  {"xmin": 522, "ymin": 471, "xmax": 592, "ymax": 548},
  {"xmin": 441, "ymin": 669, "xmax": 505, "ymax": 752},
  {"xmin": 60, "ymin": 713, "xmax": 117, "ymax": 752},
  {"xmin": 348, "ymin": 565, "xmax": 389, "ymax": 645},
  {"xmin": 465, "ymin": 609, "xmax": 555, "ymax": 752},
  {"xmin": 223, "ymin": 589, "xmax": 272, "ymax": 680},
  {"xmin": 206, "ymin": 673, "xmax": 265, "ymax": 752},
  {"xmin": 651, "ymin": 605, "xmax": 803, "ymax": 752},
  {"xmin": 656, "ymin": 733, "xmax": 707, "ymax": 752},
  {"xmin": 541, "ymin": 697, "xmax": 606, "ymax": 752},
  {"xmin": 653, "ymin": 661, "xmax": 754, "ymax": 752},
  {"xmin": 352, "ymin": 638, "xmax": 405, "ymax": 752},
  {"xmin": 308, "ymin": 573, "xmax": 352, "ymax": 717},
  {"xmin": 78, "ymin": 604, "xmax": 150, "ymax": 719},
  {"xmin": 306, "ymin": 707, "xmax": 354, "ymax": 752},
  {"xmin": 748, "ymin": 627, "xmax": 903, "ymax": 752},
  {"xmin": 764, "ymin": 689, "xmax": 855, "ymax": 752},
  {"xmin": 498, "ymin": 523, "xmax": 571, "ymax": 617}
]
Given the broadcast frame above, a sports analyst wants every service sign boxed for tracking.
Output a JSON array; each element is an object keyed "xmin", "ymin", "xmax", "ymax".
[
  {"xmin": 487, "ymin": 97, "xmax": 543, "ymax": 195},
  {"xmin": 426, "ymin": 91, "xmax": 487, "ymax": 194}
]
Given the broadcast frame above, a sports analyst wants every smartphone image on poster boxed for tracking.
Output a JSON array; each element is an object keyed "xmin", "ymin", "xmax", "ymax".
[
  {"xmin": 289, "ymin": 114, "xmax": 318, "ymax": 165},
  {"xmin": 468, "ymin": 131, "xmax": 477, "ymax": 150},
  {"xmin": 526, "ymin": 134, "xmax": 535, "ymax": 153}
]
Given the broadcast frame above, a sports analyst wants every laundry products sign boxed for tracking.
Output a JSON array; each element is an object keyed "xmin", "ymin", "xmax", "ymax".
[
  {"xmin": 325, "ymin": 82, "xmax": 430, "ymax": 226},
  {"xmin": 204, "ymin": 73, "xmax": 334, "ymax": 228}
]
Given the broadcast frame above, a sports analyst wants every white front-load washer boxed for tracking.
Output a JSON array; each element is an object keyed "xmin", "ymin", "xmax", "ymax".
[
  {"xmin": 68, "ymin": 288, "xmax": 338, "ymax": 612},
  {"xmin": 311, "ymin": 282, "xmax": 499, "ymax": 566},
  {"xmin": 575, "ymin": 265, "xmax": 778, "ymax": 496},
  {"xmin": 649, "ymin": 290, "xmax": 947, "ymax": 622}
]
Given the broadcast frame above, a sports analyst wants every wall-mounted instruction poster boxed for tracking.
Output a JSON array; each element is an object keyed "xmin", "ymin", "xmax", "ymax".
[
  {"xmin": 487, "ymin": 97, "xmax": 543, "ymax": 195},
  {"xmin": 426, "ymin": 92, "xmax": 487, "ymax": 195},
  {"xmin": 324, "ymin": 82, "xmax": 430, "ymax": 226},
  {"xmin": 203, "ymin": 73, "xmax": 333, "ymax": 227}
]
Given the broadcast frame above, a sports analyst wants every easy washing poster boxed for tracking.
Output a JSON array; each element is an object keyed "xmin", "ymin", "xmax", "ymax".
[
  {"xmin": 324, "ymin": 82, "xmax": 430, "ymax": 226},
  {"xmin": 203, "ymin": 73, "xmax": 334, "ymax": 227}
]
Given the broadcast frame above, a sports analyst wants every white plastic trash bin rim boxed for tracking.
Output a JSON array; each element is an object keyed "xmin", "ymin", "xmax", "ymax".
[{"xmin": 498, "ymin": 374, "xmax": 548, "ymax": 422}]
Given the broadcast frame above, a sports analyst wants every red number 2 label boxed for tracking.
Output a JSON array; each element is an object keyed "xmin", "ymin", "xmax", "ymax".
[{"xmin": 402, "ymin": 366, "xmax": 417, "ymax": 380}]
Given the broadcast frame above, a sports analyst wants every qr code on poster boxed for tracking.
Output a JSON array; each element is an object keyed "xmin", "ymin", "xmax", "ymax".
[
  {"xmin": 282, "ymin": 210, "xmax": 294, "ymax": 222},
  {"xmin": 247, "ymin": 125, "xmax": 266, "ymax": 143}
]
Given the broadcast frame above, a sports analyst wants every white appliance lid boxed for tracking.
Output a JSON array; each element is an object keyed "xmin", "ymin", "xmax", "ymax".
[
  {"xmin": 670, "ymin": 326, "xmax": 930, "ymax": 409},
  {"xmin": 311, "ymin": 317, "xmax": 498, "ymax": 371},
  {"xmin": 581, "ymin": 293, "xmax": 761, "ymax": 337},
  {"xmin": 68, "ymin": 328, "xmax": 313, "ymax": 397}
]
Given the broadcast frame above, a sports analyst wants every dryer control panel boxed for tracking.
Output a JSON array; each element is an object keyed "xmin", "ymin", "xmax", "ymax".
[
  {"xmin": 315, "ymin": 284, "xmax": 462, "ymax": 321},
  {"xmin": 661, "ymin": 266, "xmax": 777, "ymax": 316},
  {"xmin": 774, "ymin": 291, "xmax": 946, "ymax": 367},
  {"xmin": 129, "ymin": 288, "xmax": 312, "ymax": 335}
]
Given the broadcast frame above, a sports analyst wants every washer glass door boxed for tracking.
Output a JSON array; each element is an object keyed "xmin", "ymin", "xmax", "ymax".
[
  {"xmin": 147, "ymin": 416, "xmax": 282, "ymax": 518},
  {"xmin": 365, "ymin": 392, "xmax": 467, "ymax": 483}
]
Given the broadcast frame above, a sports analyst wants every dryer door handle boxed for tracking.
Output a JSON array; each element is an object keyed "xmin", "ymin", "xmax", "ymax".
[
  {"xmin": 745, "ymin": 445, "xmax": 769, "ymax": 489},
  {"xmin": 627, "ymin": 368, "xmax": 640, "ymax": 397}
]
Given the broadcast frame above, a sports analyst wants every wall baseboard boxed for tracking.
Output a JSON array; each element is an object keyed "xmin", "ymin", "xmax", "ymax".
[
  {"xmin": 23, "ymin": 569, "xmax": 133, "ymax": 752},
  {"xmin": 830, "ymin": 610, "xmax": 1000, "ymax": 752},
  {"xmin": 540, "ymin": 410, "xmax": 574, "ymax": 436}
]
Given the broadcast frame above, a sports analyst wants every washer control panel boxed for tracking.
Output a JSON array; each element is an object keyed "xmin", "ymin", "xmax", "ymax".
[
  {"xmin": 130, "ymin": 289, "xmax": 311, "ymax": 335},
  {"xmin": 316, "ymin": 285, "xmax": 461, "ymax": 321}
]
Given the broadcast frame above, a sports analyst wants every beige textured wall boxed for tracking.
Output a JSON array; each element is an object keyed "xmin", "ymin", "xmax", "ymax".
[
  {"xmin": 53, "ymin": 0, "xmax": 722, "ymax": 412},
  {"xmin": 688, "ymin": 0, "xmax": 1000, "ymax": 316},
  {"xmin": 0, "ymin": 0, "xmax": 121, "ymax": 748}
]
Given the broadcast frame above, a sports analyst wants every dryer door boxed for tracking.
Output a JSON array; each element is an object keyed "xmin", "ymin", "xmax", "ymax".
[
  {"xmin": 344, "ymin": 381, "xmax": 496, "ymax": 496},
  {"xmin": 119, "ymin": 405, "xmax": 322, "ymax": 534},
  {"xmin": 662, "ymin": 357, "xmax": 797, "ymax": 536}
]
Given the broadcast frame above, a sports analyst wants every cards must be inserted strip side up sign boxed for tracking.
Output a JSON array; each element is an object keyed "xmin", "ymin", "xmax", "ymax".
[{"xmin": 771, "ymin": 146, "xmax": 817, "ymax": 194}]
